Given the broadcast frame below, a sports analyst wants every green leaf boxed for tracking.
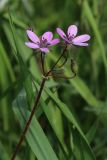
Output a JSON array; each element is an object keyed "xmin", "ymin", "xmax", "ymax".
[
  {"xmin": 13, "ymin": 89, "xmax": 59, "ymax": 160},
  {"xmin": 83, "ymin": 0, "xmax": 107, "ymax": 71},
  {"xmin": 0, "ymin": 42, "xmax": 15, "ymax": 82},
  {"xmin": 40, "ymin": 98, "xmax": 68, "ymax": 155},
  {"xmin": 71, "ymin": 129, "xmax": 94, "ymax": 160},
  {"xmin": 86, "ymin": 120, "xmax": 99, "ymax": 143},
  {"xmin": 0, "ymin": 142, "xmax": 9, "ymax": 160},
  {"xmin": 34, "ymin": 81, "xmax": 96, "ymax": 160},
  {"xmin": 8, "ymin": 11, "xmax": 35, "ymax": 107}
]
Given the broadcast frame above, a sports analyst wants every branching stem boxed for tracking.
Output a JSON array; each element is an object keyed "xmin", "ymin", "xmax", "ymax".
[{"xmin": 11, "ymin": 45, "xmax": 68, "ymax": 160}]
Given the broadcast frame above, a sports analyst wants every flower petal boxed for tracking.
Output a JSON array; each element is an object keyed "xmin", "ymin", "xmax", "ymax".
[
  {"xmin": 67, "ymin": 25, "xmax": 78, "ymax": 37},
  {"xmin": 26, "ymin": 30, "xmax": 40, "ymax": 43},
  {"xmin": 25, "ymin": 42, "xmax": 39, "ymax": 49},
  {"xmin": 48, "ymin": 39, "xmax": 60, "ymax": 46},
  {"xmin": 42, "ymin": 32, "xmax": 53, "ymax": 42},
  {"xmin": 72, "ymin": 42, "xmax": 89, "ymax": 46},
  {"xmin": 56, "ymin": 28, "xmax": 67, "ymax": 40},
  {"xmin": 72, "ymin": 34, "xmax": 90, "ymax": 43},
  {"xmin": 40, "ymin": 48, "xmax": 50, "ymax": 53}
]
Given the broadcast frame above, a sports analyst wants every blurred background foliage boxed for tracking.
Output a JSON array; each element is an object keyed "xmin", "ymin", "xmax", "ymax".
[{"xmin": 0, "ymin": 0, "xmax": 107, "ymax": 159}]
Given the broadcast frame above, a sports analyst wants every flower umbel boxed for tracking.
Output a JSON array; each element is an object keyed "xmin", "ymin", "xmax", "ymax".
[
  {"xmin": 25, "ymin": 30, "xmax": 60, "ymax": 53},
  {"xmin": 56, "ymin": 25, "xmax": 90, "ymax": 46}
]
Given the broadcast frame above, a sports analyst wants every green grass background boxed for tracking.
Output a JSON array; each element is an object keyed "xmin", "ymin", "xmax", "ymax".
[{"xmin": 0, "ymin": 0, "xmax": 107, "ymax": 159}]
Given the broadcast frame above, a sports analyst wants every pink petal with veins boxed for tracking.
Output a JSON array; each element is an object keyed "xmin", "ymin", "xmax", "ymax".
[
  {"xmin": 48, "ymin": 39, "xmax": 60, "ymax": 46},
  {"xmin": 72, "ymin": 34, "xmax": 90, "ymax": 43},
  {"xmin": 56, "ymin": 28, "xmax": 67, "ymax": 40},
  {"xmin": 27, "ymin": 30, "xmax": 40, "ymax": 43},
  {"xmin": 72, "ymin": 42, "xmax": 89, "ymax": 46},
  {"xmin": 25, "ymin": 42, "xmax": 39, "ymax": 49},
  {"xmin": 42, "ymin": 32, "xmax": 53, "ymax": 42},
  {"xmin": 67, "ymin": 25, "xmax": 78, "ymax": 37}
]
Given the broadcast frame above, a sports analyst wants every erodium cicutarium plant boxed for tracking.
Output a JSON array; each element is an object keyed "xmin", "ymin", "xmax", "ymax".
[{"xmin": 11, "ymin": 25, "xmax": 91, "ymax": 160}]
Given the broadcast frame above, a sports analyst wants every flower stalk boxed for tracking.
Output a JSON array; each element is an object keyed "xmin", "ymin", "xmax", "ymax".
[
  {"xmin": 11, "ymin": 46, "xmax": 67, "ymax": 160},
  {"xmin": 11, "ymin": 78, "xmax": 46, "ymax": 160}
]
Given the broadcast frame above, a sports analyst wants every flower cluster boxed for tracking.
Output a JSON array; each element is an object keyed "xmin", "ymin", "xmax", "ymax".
[{"xmin": 25, "ymin": 25, "xmax": 91, "ymax": 53}]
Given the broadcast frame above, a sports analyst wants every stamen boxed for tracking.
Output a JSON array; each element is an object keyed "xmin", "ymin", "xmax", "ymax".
[
  {"xmin": 63, "ymin": 35, "xmax": 67, "ymax": 38},
  {"xmin": 72, "ymin": 34, "xmax": 74, "ymax": 38},
  {"xmin": 36, "ymin": 42, "xmax": 40, "ymax": 45}
]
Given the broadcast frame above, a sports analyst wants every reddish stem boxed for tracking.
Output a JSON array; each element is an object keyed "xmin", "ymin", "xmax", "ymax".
[
  {"xmin": 11, "ymin": 45, "xmax": 67, "ymax": 160},
  {"xmin": 46, "ymin": 45, "xmax": 67, "ymax": 76},
  {"xmin": 11, "ymin": 78, "xmax": 46, "ymax": 160}
]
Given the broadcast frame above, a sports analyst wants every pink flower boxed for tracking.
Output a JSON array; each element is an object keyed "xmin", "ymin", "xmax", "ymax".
[
  {"xmin": 56, "ymin": 25, "xmax": 91, "ymax": 46},
  {"xmin": 25, "ymin": 30, "xmax": 60, "ymax": 53}
]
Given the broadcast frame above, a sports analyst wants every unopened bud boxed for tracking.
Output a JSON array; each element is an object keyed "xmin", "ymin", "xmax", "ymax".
[{"xmin": 71, "ymin": 59, "xmax": 78, "ymax": 74}]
